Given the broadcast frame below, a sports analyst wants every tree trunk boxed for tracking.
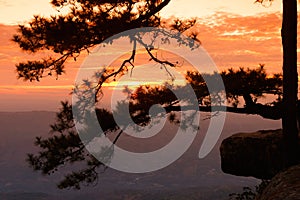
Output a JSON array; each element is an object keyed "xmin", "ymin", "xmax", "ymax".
[{"xmin": 281, "ymin": 0, "xmax": 298, "ymax": 164}]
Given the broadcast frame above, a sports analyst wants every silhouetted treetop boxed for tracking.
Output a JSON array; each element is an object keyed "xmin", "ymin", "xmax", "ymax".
[{"xmin": 13, "ymin": 0, "xmax": 179, "ymax": 81}]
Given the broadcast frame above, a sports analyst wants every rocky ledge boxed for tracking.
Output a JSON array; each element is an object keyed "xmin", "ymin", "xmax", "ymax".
[
  {"xmin": 256, "ymin": 164, "xmax": 300, "ymax": 200},
  {"xmin": 220, "ymin": 129, "xmax": 300, "ymax": 179}
]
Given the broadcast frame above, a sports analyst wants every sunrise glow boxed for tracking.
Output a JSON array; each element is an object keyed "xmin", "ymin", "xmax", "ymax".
[{"xmin": 0, "ymin": 0, "xmax": 299, "ymax": 111}]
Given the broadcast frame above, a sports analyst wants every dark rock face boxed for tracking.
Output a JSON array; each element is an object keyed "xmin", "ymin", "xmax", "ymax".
[
  {"xmin": 257, "ymin": 164, "xmax": 300, "ymax": 200},
  {"xmin": 220, "ymin": 129, "xmax": 300, "ymax": 179}
]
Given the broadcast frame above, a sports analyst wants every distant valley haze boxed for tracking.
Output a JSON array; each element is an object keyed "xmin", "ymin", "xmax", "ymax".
[{"xmin": 0, "ymin": 111, "xmax": 281, "ymax": 199}]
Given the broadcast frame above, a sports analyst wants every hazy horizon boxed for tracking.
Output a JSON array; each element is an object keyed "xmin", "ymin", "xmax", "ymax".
[{"xmin": 0, "ymin": 111, "xmax": 281, "ymax": 199}]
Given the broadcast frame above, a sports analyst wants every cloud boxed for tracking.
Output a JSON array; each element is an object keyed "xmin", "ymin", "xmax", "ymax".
[{"xmin": 189, "ymin": 12, "xmax": 284, "ymax": 73}]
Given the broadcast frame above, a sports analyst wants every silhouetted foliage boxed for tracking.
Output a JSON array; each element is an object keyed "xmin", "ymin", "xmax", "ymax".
[
  {"xmin": 26, "ymin": 66, "xmax": 283, "ymax": 189},
  {"xmin": 15, "ymin": 0, "xmax": 294, "ymax": 191},
  {"xmin": 13, "ymin": 0, "xmax": 198, "ymax": 82},
  {"xmin": 16, "ymin": 0, "xmax": 202, "ymax": 189},
  {"xmin": 185, "ymin": 65, "xmax": 283, "ymax": 119},
  {"xmin": 229, "ymin": 180, "xmax": 270, "ymax": 200},
  {"xmin": 187, "ymin": 65, "xmax": 282, "ymax": 106}
]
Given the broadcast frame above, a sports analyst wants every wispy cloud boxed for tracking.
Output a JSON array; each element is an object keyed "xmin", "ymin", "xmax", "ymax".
[{"xmin": 185, "ymin": 12, "xmax": 285, "ymax": 73}]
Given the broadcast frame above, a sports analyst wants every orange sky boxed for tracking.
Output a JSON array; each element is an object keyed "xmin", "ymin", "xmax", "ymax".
[
  {"xmin": 0, "ymin": 1, "xmax": 298, "ymax": 111},
  {"xmin": 0, "ymin": 0, "xmax": 282, "ymax": 25}
]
